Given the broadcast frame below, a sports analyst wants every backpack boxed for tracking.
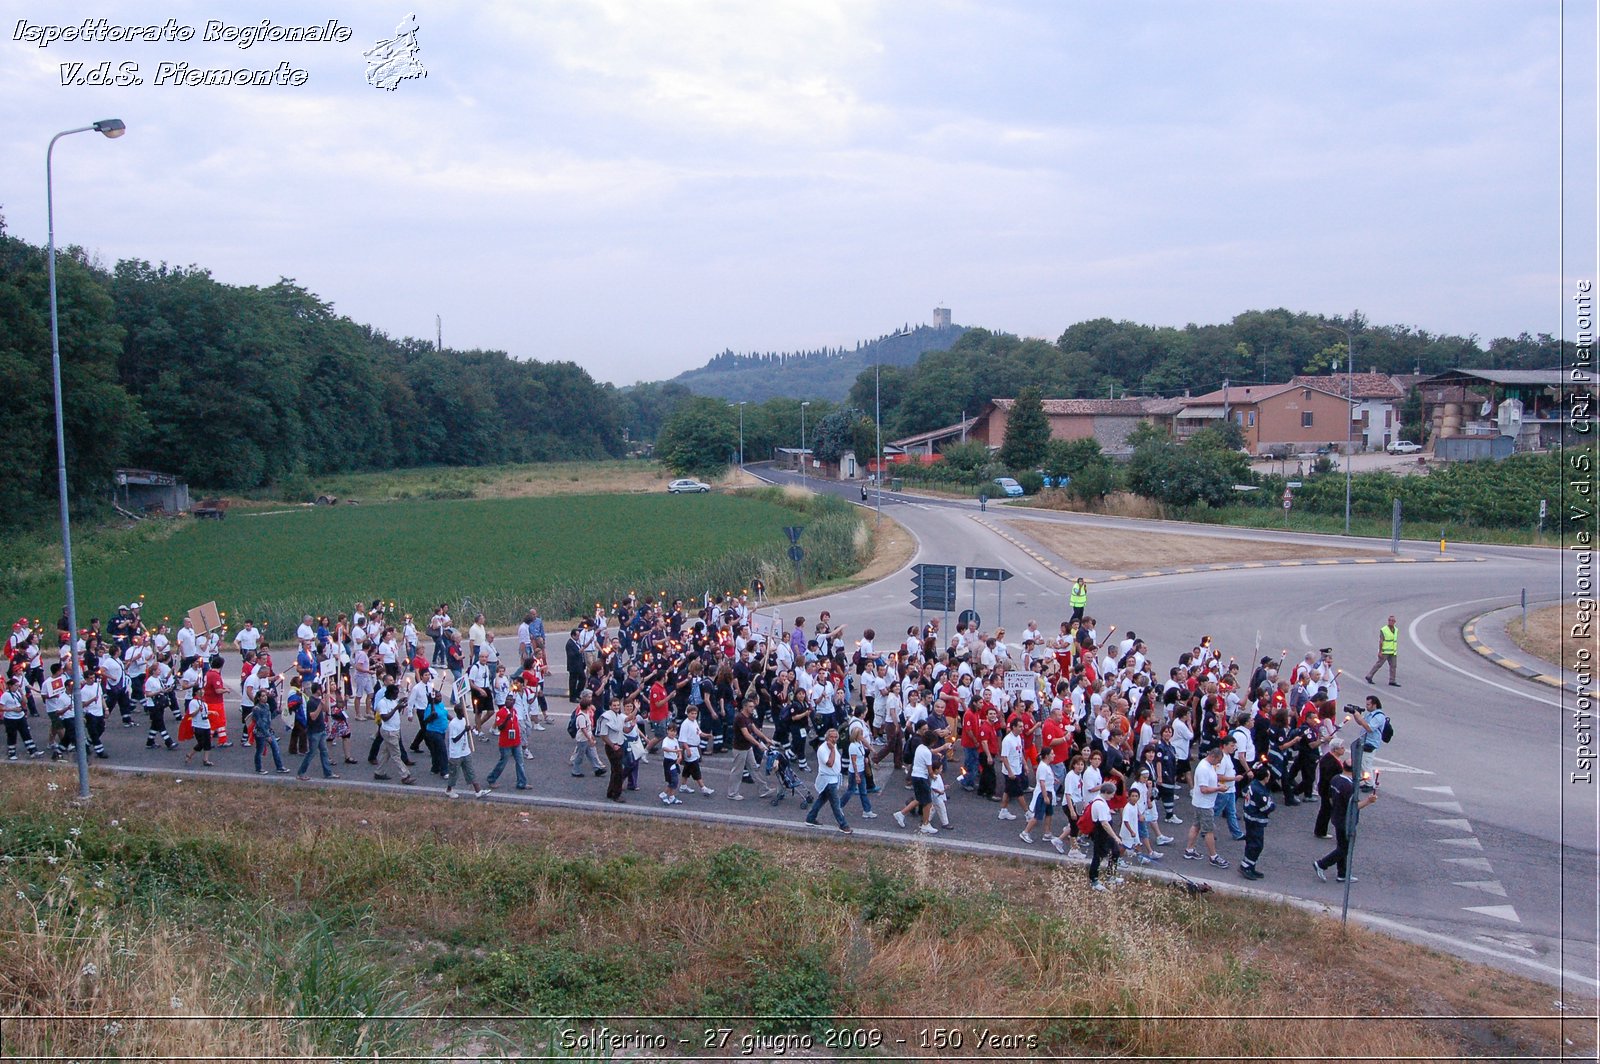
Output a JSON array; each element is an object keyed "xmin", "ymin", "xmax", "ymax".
[
  {"xmin": 1380, "ymin": 713, "xmax": 1395, "ymax": 743},
  {"xmin": 567, "ymin": 708, "xmax": 580, "ymax": 738},
  {"xmin": 1077, "ymin": 799, "xmax": 1100, "ymax": 836}
]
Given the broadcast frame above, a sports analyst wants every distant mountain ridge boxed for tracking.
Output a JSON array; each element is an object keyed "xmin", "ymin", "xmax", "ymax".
[{"xmin": 664, "ymin": 323, "xmax": 969, "ymax": 402}]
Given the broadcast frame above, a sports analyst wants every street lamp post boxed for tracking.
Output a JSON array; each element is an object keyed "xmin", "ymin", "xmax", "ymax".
[
  {"xmin": 799, "ymin": 401, "xmax": 810, "ymax": 492},
  {"xmin": 735, "ymin": 401, "xmax": 745, "ymax": 471},
  {"xmin": 48, "ymin": 118, "xmax": 127, "ymax": 801},
  {"xmin": 1320, "ymin": 321, "xmax": 1356, "ymax": 535},
  {"xmin": 874, "ymin": 358, "xmax": 883, "ymax": 524}
]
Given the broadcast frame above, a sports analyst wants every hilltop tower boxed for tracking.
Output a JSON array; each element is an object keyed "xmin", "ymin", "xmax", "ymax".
[{"xmin": 932, "ymin": 306, "xmax": 952, "ymax": 328}]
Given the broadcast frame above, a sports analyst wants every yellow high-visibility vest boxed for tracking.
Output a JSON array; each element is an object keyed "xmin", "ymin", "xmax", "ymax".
[
  {"xmin": 1070, "ymin": 584, "xmax": 1087, "ymax": 609},
  {"xmin": 1380, "ymin": 624, "xmax": 1398, "ymax": 656}
]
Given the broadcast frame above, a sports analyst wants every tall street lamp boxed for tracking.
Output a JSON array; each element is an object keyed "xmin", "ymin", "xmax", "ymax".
[
  {"xmin": 733, "ymin": 401, "xmax": 745, "ymax": 471},
  {"xmin": 1319, "ymin": 321, "xmax": 1356, "ymax": 535},
  {"xmin": 799, "ymin": 401, "xmax": 810, "ymax": 492},
  {"xmin": 48, "ymin": 117, "xmax": 126, "ymax": 800},
  {"xmin": 874, "ymin": 357, "xmax": 883, "ymax": 524}
]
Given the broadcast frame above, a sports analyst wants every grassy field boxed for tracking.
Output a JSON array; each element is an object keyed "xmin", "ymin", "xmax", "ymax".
[
  {"xmin": 0, "ymin": 490, "xmax": 867, "ymax": 636},
  {"xmin": 1013, "ymin": 494, "xmax": 1567, "ymax": 548},
  {"xmin": 261, "ymin": 459, "xmax": 679, "ymax": 505},
  {"xmin": 0, "ymin": 770, "xmax": 1581, "ymax": 1062}
]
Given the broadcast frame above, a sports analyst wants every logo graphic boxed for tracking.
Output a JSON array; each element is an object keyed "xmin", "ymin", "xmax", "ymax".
[{"xmin": 364, "ymin": 13, "xmax": 426, "ymax": 90}]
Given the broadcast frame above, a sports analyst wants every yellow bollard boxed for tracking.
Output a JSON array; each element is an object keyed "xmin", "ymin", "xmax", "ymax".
[{"xmin": 1439, "ymin": 536, "xmax": 1446, "ymax": 555}]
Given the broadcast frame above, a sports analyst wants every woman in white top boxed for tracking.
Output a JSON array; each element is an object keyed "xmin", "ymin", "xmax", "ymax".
[{"xmin": 1051, "ymin": 754, "xmax": 1088, "ymax": 854}]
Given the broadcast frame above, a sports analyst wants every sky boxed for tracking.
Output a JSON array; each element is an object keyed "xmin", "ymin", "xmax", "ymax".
[{"xmin": 1, "ymin": 1, "xmax": 1594, "ymax": 385}]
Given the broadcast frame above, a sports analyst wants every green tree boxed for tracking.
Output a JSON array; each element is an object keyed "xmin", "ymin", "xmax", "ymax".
[
  {"xmin": 656, "ymin": 396, "xmax": 737, "ymax": 476},
  {"xmin": 811, "ymin": 406, "xmax": 865, "ymax": 466},
  {"xmin": 937, "ymin": 440, "xmax": 991, "ymax": 473},
  {"xmin": 1000, "ymin": 387, "xmax": 1050, "ymax": 470},
  {"xmin": 1042, "ymin": 438, "xmax": 1118, "ymax": 502},
  {"xmin": 1399, "ymin": 386, "xmax": 1425, "ymax": 443}
]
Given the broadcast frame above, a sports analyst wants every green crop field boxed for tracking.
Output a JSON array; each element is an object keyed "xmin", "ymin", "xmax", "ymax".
[{"xmin": 0, "ymin": 491, "xmax": 865, "ymax": 639}]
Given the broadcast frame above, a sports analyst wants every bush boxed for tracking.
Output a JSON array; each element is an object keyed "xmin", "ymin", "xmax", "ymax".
[{"xmin": 1015, "ymin": 470, "xmax": 1044, "ymax": 495}]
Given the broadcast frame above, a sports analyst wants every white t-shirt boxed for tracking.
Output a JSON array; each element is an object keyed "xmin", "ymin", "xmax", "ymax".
[
  {"xmin": 376, "ymin": 692, "xmax": 403, "ymax": 733},
  {"xmin": 446, "ymin": 717, "xmax": 473, "ymax": 759},
  {"xmin": 235, "ymin": 627, "xmax": 260, "ymax": 653},
  {"xmin": 177, "ymin": 627, "xmax": 198, "ymax": 658},
  {"xmin": 188, "ymin": 696, "xmax": 210, "ymax": 730},
  {"xmin": 1000, "ymin": 732, "xmax": 1025, "ymax": 777},
  {"xmin": 661, "ymin": 735, "xmax": 682, "ymax": 766},
  {"xmin": 1, "ymin": 690, "xmax": 23, "ymax": 719},
  {"xmin": 679, "ymin": 717, "xmax": 703, "ymax": 762},
  {"xmin": 1191, "ymin": 758, "xmax": 1220, "ymax": 810},
  {"xmin": 910, "ymin": 742, "xmax": 934, "ymax": 780}
]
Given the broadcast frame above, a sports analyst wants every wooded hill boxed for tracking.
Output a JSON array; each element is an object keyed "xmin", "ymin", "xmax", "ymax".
[{"xmin": 666, "ymin": 322, "xmax": 969, "ymax": 402}]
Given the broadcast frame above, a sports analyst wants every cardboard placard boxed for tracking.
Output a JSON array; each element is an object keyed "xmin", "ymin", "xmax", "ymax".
[
  {"xmin": 187, "ymin": 600, "xmax": 222, "ymax": 634},
  {"xmin": 453, "ymin": 675, "xmax": 470, "ymax": 706},
  {"xmin": 1004, "ymin": 670, "xmax": 1038, "ymax": 702},
  {"xmin": 318, "ymin": 658, "xmax": 339, "ymax": 682}
]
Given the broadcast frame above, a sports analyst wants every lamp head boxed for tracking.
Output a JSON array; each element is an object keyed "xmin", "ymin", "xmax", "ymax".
[{"xmin": 93, "ymin": 119, "xmax": 126, "ymax": 138}]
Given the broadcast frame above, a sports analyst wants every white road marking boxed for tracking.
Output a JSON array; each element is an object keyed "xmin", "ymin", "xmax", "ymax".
[
  {"xmin": 1463, "ymin": 904, "xmax": 1522, "ymax": 924},
  {"xmin": 1444, "ymin": 857, "xmax": 1496, "ymax": 872},
  {"xmin": 1412, "ymin": 784, "xmax": 1456, "ymax": 795},
  {"xmin": 1315, "ymin": 598, "xmax": 1348, "ymax": 612},
  {"xmin": 1454, "ymin": 880, "xmax": 1508, "ymax": 897},
  {"xmin": 1427, "ymin": 818, "xmax": 1474, "ymax": 832},
  {"xmin": 1300, "ymin": 623, "xmax": 1311, "ymax": 647},
  {"xmin": 1437, "ymin": 837, "xmax": 1485, "ymax": 850},
  {"xmin": 1417, "ymin": 801, "xmax": 1466, "ymax": 814},
  {"xmin": 1408, "ymin": 599, "xmax": 1563, "ymax": 708},
  {"xmin": 1369, "ymin": 756, "xmax": 1433, "ymax": 775}
]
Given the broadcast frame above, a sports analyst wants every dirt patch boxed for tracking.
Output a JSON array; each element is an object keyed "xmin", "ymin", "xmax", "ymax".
[
  {"xmin": 1508, "ymin": 601, "xmax": 1590, "ymax": 673},
  {"xmin": 1014, "ymin": 519, "xmax": 1380, "ymax": 574},
  {"xmin": 476, "ymin": 462, "xmax": 672, "ymax": 498}
]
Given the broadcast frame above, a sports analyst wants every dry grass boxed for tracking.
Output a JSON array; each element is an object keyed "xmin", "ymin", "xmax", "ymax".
[
  {"xmin": 1508, "ymin": 600, "xmax": 1592, "ymax": 673},
  {"xmin": 0, "ymin": 768, "xmax": 1587, "ymax": 1063},
  {"xmin": 1014, "ymin": 518, "xmax": 1382, "ymax": 574},
  {"xmin": 1023, "ymin": 488, "xmax": 1168, "ymax": 520}
]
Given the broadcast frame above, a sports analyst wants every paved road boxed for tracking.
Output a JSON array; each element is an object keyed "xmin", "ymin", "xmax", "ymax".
[{"xmin": 17, "ymin": 467, "xmax": 1595, "ymax": 990}]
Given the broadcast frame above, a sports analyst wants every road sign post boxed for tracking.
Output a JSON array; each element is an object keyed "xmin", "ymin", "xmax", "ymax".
[
  {"xmin": 911, "ymin": 564, "xmax": 957, "ymax": 631},
  {"xmin": 1391, "ymin": 498, "xmax": 1402, "ymax": 555},
  {"xmin": 963, "ymin": 567, "xmax": 1013, "ymax": 628}
]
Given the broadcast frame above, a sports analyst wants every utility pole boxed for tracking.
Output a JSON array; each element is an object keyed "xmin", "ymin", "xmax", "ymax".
[
  {"xmin": 436, "ymin": 314, "xmax": 442, "ymax": 351},
  {"xmin": 800, "ymin": 401, "xmax": 810, "ymax": 492},
  {"xmin": 874, "ymin": 357, "xmax": 883, "ymax": 524}
]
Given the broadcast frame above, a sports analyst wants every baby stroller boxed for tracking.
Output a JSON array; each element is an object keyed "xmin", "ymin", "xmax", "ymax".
[{"xmin": 764, "ymin": 746, "xmax": 811, "ymax": 806}]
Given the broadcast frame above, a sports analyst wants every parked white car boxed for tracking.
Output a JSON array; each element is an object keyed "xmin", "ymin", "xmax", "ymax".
[
  {"xmin": 1386, "ymin": 440, "xmax": 1423, "ymax": 455},
  {"xmin": 667, "ymin": 478, "xmax": 711, "ymax": 493}
]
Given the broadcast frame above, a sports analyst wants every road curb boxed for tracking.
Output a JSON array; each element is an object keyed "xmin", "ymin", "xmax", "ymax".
[
  {"xmin": 1461, "ymin": 610, "xmax": 1585, "ymax": 695},
  {"xmin": 972, "ymin": 515, "xmax": 1483, "ymax": 585}
]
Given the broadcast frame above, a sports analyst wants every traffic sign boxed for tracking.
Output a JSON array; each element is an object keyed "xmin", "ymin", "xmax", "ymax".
[
  {"xmin": 1286, "ymin": 480, "xmax": 1303, "ymax": 488},
  {"xmin": 958, "ymin": 608, "xmax": 981, "ymax": 630},
  {"xmin": 783, "ymin": 526, "xmax": 805, "ymax": 544},
  {"xmin": 964, "ymin": 566, "xmax": 1013, "ymax": 582},
  {"xmin": 787, "ymin": 545, "xmax": 804, "ymax": 563},
  {"xmin": 912, "ymin": 564, "xmax": 957, "ymax": 611}
]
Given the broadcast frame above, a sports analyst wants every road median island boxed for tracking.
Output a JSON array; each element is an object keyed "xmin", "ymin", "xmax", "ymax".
[{"xmin": 1010, "ymin": 520, "xmax": 1384, "ymax": 575}]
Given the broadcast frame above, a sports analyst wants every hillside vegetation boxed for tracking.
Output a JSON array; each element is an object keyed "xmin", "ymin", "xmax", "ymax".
[{"xmin": 0, "ymin": 771, "xmax": 1579, "ymax": 1062}]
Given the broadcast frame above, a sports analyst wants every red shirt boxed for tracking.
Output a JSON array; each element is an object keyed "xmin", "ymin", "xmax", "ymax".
[
  {"xmin": 1041, "ymin": 718, "xmax": 1070, "ymax": 764},
  {"xmin": 977, "ymin": 718, "xmax": 1001, "ymax": 757},
  {"xmin": 203, "ymin": 668, "xmax": 226, "ymax": 709},
  {"xmin": 521, "ymin": 662, "xmax": 543, "ymax": 688},
  {"xmin": 960, "ymin": 707, "xmax": 982, "ymax": 749},
  {"xmin": 647, "ymin": 681, "xmax": 669, "ymax": 723},
  {"xmin": 495, "ymin": 704, "xmax": 521, "ymax": 748}
]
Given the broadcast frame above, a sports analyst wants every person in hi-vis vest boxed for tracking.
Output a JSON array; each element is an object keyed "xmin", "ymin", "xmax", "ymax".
[
  {"xmin": 1364, "ymin": 615, "xmax": 1400, "ymax": 687},
  {"xmin": 1069, "ymin": 578, "xmax": 1088, "ymax": 622}
]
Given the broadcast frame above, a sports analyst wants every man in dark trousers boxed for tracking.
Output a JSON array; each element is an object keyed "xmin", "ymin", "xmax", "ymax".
[
  {"xmin": 1313, "ymin": 737, "xmax": 1347, "ymax": 838},
  {"xmin": 565, "ymin": 629, "xmax": 585, "ymax": 702},
  {"xmin": 1314, "ymin": 752, "xmax": 1379, "ymax": 883},
  {"xmin": 1239, "ymin": 755, "xmax": 1276, "ymax": 880}
]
